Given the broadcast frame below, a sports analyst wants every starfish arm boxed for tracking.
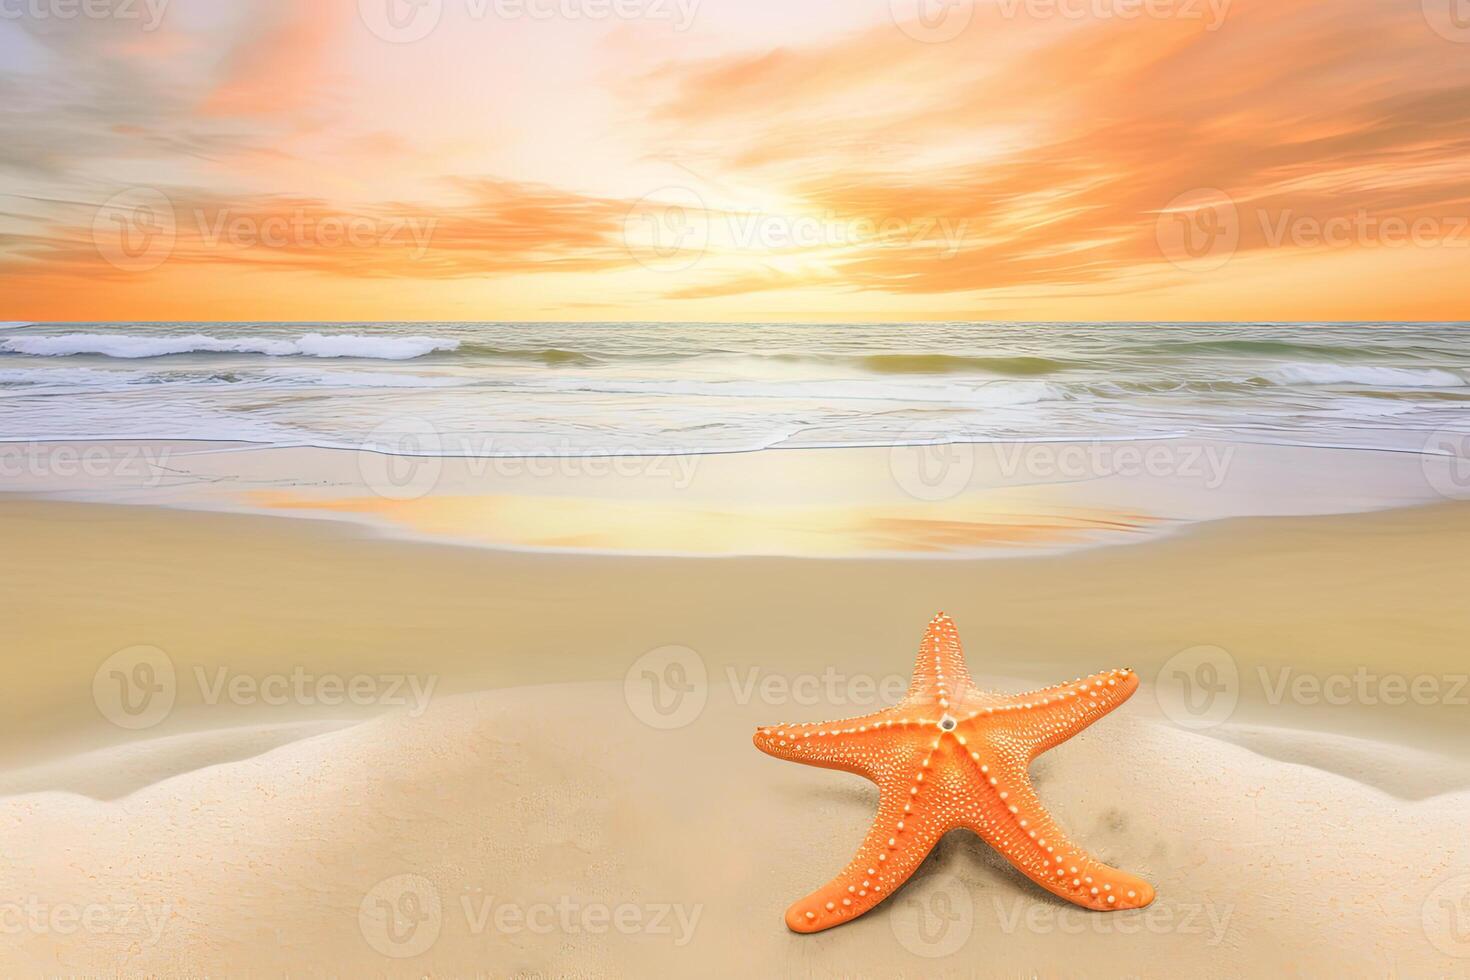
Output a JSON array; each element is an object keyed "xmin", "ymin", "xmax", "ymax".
[
  {"xmin": 903, "ymin": 612, "xmax": 972, "ymax": 704},
  {"xmin": 956, "ymin": 751, "xmax": 1153, "ymax": 911},
  {"xmin": 752, "ymin": 711, "xmax": 915, "ymax": 777},
  {"xmin": 995, "ymin": 667, "xmax": 1139, "ymax": 758},
  {"xmin": 781, "ymin": 780, "xmax": 949, "ymax": 933}
]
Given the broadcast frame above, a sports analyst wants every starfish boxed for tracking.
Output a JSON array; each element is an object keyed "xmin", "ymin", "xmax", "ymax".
[{"xmin": 753, "ymin": 612, "xmax": 1154, "ymax": 933}]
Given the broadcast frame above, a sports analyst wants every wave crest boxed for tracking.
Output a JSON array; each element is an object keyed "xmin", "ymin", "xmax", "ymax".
[
  {"xmin": 0, "ymin": 333, "xmax": 459, "ymax": 360},
  {"xmin": 858, "ymin": 353, "xmax": 1072, "ymax": 376},
  {"xmin": 1261, "ymin": 363, "xmax": 1464, "ymax": 388}
]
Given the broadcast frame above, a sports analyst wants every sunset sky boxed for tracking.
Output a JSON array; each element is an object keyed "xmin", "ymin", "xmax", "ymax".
[{"xmin": 2, "ymin": 0, "xmax": 1468, "ymax": 321}]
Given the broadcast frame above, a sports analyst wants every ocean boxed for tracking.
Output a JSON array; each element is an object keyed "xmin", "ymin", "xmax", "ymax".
[{"xmin": 1, "ymin": 322, "xmax": 1467, "ymax": 457}]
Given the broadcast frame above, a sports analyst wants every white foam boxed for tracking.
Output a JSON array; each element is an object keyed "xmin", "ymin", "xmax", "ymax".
[
  {"xmin": 1265, "ymin": 363, "xmax": 1464, "ymax": 388},
  {"xmin": 512, "ymin": 376, "xmax": 1064, "ymax": 406},
  {"xmin": 0, "ymin": 333, "xmax": 459, "ymax": 360},
  {"xmin": 0, "ymin": 366, "xmax": 130, "ymax": 387},
  {"xmin": 266, "ymin": 368, "xmax": 468, "ymax": 389}
]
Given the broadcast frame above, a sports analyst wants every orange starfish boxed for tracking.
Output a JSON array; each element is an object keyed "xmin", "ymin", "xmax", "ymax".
[{"xmin": 753, "ymin": 612, "xmax": 1155, "ymax": 933}]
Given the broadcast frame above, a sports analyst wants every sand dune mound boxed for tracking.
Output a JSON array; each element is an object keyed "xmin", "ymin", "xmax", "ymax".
[{"xmin": 1, "ymin": 682, "xmax": 1464, "ymax": 977}]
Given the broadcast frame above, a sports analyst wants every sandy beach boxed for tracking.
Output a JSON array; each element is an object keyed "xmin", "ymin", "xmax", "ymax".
[{"xmin": 1, "ymin": 468, "xmax": 1468, "ymax": 975}]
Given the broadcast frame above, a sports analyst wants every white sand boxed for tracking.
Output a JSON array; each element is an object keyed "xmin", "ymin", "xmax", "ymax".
[{"xmin": 1, "ymin": 681, "xmax": 1465, "ymax": 977}]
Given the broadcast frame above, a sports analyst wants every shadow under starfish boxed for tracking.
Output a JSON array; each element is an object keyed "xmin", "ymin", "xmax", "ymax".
[{"xmin": 753, "ymin": 612, "xmax": 1156, "ymax": 933}]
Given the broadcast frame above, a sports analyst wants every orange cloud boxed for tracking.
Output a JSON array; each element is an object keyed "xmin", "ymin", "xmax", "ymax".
[
  {"xmin": 198, "ymin": 2, "xmax": 349, "ymax": 118},
  {"xmin": 620, "ymin": 0, "xmax": 1470, "ymax": 305}
]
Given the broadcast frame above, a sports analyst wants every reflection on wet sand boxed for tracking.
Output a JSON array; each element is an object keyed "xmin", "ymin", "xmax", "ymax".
[{"xmin": 245, "ymin": 490, "xmax": 1160, "ymax": 557}]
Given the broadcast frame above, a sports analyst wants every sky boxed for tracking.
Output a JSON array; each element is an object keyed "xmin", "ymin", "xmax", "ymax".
[{"xmin": 1, "ymin": 0, "xmax": 1468, "ymax": 322}]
